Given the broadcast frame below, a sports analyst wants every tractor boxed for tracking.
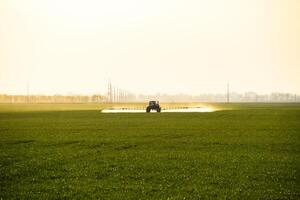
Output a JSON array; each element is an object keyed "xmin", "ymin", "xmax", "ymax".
[{"xmin": 146, "ymin": 101, "xmax": 161, "ymax": 112}]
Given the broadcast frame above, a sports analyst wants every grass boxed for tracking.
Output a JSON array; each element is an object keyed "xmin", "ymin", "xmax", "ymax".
[{"xmin": 0, "ymin": 103, "xmax": 299, "ymax": 199}]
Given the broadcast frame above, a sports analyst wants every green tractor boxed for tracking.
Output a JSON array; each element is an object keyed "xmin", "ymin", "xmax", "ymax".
[{"xmin": 146, "ymin": 101, "xmax": 161, "ymax": 113}]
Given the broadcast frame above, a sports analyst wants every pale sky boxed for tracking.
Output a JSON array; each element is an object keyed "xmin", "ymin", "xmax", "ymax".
[{"xmin": 0, "ymin": 0, "xmax": 299, "ymax": 95}]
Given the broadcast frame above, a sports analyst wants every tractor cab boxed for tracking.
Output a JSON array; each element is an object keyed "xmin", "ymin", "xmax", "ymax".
[{"xmin": 146, "ymin": 101, "xmax": 161, "ymax": 112}]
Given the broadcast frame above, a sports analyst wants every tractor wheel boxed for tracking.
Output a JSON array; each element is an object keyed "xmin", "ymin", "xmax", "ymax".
[
  {"xmin": 157, "ymin": 108, "xmax": 161, "ymax": 112},
  {"xmin": 146, "ymin": 107, "xmax": 151, "ymax": 113}
]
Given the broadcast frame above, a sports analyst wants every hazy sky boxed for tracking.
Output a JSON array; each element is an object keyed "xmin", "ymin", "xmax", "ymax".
[{"xmin": 0, "ymin": 0, "xmax": 299, "ymax": 95}]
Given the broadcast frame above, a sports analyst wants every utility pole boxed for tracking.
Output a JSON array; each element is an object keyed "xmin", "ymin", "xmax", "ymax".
[
  {"xmin": 27, "ymin": 81, "xmax": 30, "ymax": 103},
  {"xmin": 117, "ymin": 87, "xmax": 120, "ymax": 103},
  {"xmin": 227, "ymin": 81, "xmax": 230, "ymax": 103},
  {"xmin": 113, "ymin": 86, "xmax": 116, "ymax": 103},
  {"xmin": 108, "ymin": 82, "xmax": 113, "ymax": 103}
]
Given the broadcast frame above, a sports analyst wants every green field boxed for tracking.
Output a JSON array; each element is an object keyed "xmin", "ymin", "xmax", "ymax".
[{"xmin": 0, "ymin": 103, "xmax": 299, "ymax": 199}]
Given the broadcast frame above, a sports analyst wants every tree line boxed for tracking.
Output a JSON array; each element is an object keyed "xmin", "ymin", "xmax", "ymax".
[{"xmin": 0, "ymin": 92, "xmax": 298, "ymax": 103}]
